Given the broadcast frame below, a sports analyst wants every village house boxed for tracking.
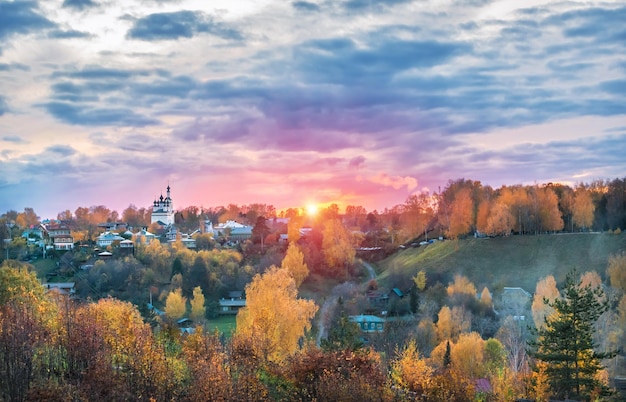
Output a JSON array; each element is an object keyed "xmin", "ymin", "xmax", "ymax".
[
  {"xmin": 218, "ymin": 291, "xmax": 246, "ymax": 315},
  {"xmin": 350, "ymin": 314, "xmax": 385, "ymax": 333},
  {"xmin": 45, "ymin": 224, "xmax": 74, "ymax": 251},
  {"xmin": 96, "ymin": 231, "xmax": 125, "ymax": 248}
]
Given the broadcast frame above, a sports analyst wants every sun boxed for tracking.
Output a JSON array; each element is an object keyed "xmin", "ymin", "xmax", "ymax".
[{"xmin": 305, "ymin": 204, "xmax": 319, "ymax": 216}]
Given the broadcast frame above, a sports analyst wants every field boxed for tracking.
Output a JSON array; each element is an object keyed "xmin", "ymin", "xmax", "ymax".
[
  {"xmin": 206, "ymin": 315, "xmax": 237, "ymax": 336},
  {"xmin": 377, "ymin": 232, "xmax": 626, "ymax": 293}
]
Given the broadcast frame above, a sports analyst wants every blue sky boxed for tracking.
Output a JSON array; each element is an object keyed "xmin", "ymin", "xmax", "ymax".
[{"xmin": 0, "ymin": 0, "xmax": 625, "ymax": 218}]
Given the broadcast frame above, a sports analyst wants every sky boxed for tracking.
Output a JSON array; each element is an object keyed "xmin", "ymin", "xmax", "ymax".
[{"xmin": 0, "ymin": 0, "xmax": 625, "ymax": 219}]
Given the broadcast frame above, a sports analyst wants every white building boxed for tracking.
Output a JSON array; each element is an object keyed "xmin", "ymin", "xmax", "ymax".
[
  {"xmin": 96, "ymin": 232, "xmax": 125, "ymax": 248},
  {"xmin": 151, "ymin": 185, "xmax": 175, "ymax": 225}
]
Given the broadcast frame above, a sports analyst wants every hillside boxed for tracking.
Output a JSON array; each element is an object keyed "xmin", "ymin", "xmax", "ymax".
[{"xmin": 377, "ymin": 233, "xmax": 626, "ymax": 294}]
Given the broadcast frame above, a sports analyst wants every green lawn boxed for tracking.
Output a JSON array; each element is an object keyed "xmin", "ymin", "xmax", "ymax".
[
  {"xmin": 31, "ymin": 258, "xmax": 58, "ymax": 280},
  {"xmin": 206, "ymin": 315, "xmax": 237, "ymax": 336},
  {"xmin": 377, "ymin": 233, "xmax": 626, "ymax": 293}
]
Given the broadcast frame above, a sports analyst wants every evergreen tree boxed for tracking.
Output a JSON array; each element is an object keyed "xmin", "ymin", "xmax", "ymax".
[
  {"xmin": 443, "ymin": 340, "xmax": 451, "ymax": 368},
  {"xmin": 409, "ymin": 286, "xmax": 419, "ymax": 314},
  {"xmin": 528, "ymin": 270, "xmax": 615, "ymax": 400},
  {"xmin": 321, "ymin": 311, "xmax": 363, "ymax": 351}
]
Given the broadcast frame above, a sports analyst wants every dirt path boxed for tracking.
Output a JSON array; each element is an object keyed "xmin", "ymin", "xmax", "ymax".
[{"xmin": 315, "ymin": 260, "xmax": 377, "ymax": 346}]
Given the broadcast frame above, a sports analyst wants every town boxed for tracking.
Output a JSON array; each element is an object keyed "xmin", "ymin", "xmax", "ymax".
[{"xmin": 1, "ymin": 178, "xmax": 626, "ymax": 401}]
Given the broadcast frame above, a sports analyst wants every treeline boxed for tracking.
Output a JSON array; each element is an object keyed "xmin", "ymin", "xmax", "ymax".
[{"xmin": 2, "ymin": 177, "xmax": 625, "ymax": 250}]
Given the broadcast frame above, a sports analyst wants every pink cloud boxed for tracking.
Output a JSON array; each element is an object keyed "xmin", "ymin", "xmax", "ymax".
[{"xmin": 367, "ymin": 173, "xmax": 418, "ymax": 191}]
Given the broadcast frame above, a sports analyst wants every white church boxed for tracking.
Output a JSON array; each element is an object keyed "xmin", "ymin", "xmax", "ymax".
[{"xmin": 151, "ymin": 185, "xmax": 175, "ymax": 225}]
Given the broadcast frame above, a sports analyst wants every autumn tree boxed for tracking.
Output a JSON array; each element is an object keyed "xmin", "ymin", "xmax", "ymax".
[
  {"xmin": 0, "ymin": 262, "xmax": 56, "ymax": 401},
  {"xmin": 165, "ymin": 288, "xmax": 187, "ymax": 321},
  {"xmin": 480, "ymin": 286, "xmax": 492, "ymax": 307},
  {"xmin": 446, "ymin": 187, "xmax": 474, "ymax": 239},
  {"xmin": 607, "ymin": 252, "xmax": 626, "ymax": 291},
  {"xmin": 531, "ymin": 275, "xmax": 560, "ymax": 329},
  {"xmin": 322, "ymin": 219, "xmax": 355, "ymax": 278},
  {"xmin": 529, "ymin": 271, "xmax": 615, "ymax": 400},
  {"xmin": 236, "ymin": 266, "xmax": 318, "ymax": 363},
  {"xmin": 190, "ymin": 286, "xmax": 205, "ymax": 322},
  {"xmin": 280, "ymin": 242, "xmax": 309, "ymax": 287},
  {"xmin": 573, "ymin": 185, "xmax": 594, "ymax": 230},
  {"xmin": 182, "ymin": 329, "xmax": 233, "ymax": 401},
  {"xmin": 447, "ymin": 274, "xmax": 477, "ymax": 305},
  {"xmin": 413, "ymin": 270, "xmax": 427, "ymax": 291},
  {"xmin": 485, "ymin": 201, "xmax": 515, "ymax": 236},
  {"xmin": 390, "ymin": 339, "xmax": 433, "ymax": 394},
  {"xmin": 287, "ymin": 214, "xmax": 303, "ymax": 243},
  {"xmin": 532, "ymin": 186, "xmax": 564, "ymax": 233}
]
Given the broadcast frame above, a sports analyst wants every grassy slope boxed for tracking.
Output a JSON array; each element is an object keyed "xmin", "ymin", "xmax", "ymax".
[{"xmin": 377, "ymin": 233, "xmax": 626, "ymax": 293}]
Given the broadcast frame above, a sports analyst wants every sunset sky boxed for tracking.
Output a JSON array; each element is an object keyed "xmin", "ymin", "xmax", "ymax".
[{"xmin": 1, "ymin": 0, "xmax": 625, "ymax": 219}]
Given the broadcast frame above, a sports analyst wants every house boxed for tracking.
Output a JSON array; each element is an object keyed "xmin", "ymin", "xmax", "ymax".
[
  {"xmin": 177, "ymin": 318, "xmax": 196, "ymax": 334},
  {"xmin": 133, "ymin": 228, "xmax": 156, "ymax": 244},
  {"xmin": 349, "ymin": 315, "xmax": 385, "ymax": 332},
  {"xmin": 499, "ymin": 287, "xmax": 532, "ymax": 320},
  {"xmin": 96, "ymin": 232, "xmax": 125, "ymax": 248},
  {"xmin": 97, "ymin": 222, "xmax": 127, "ymax": 232},
  {"xmin": 46, "ymin": 224, "xmax": 74, "ymax": 250},
  {"xmin": 44, "ymin": 282, "xmax": 75, "ymax": 296},
  {"xmin": 211, "ymin": 220, "xmax": 253, "ymax": 241},
  {"xmin": 218, "ymin": 291, "xmax": 246, "ymax": 315}
]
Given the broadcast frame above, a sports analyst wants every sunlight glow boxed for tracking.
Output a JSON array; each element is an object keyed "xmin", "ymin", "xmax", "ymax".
[{"xmin": 305, "ymin": 204, "xmax": 319, "ymax": 216}]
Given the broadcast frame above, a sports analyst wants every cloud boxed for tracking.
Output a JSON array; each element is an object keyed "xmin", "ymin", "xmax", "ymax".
[
  {"xmin": 293, "ymin": 1, "xmax": 320, "ymax": 12},
  {"xmin": 47, "ymin": 29, "xmax": 93, "ymax": 39},
  {"xmin": 342, "ymin": 0, "xmax": 412, "ymax": 12},
  {"xmin": 62, "ymin": 0, "xmax": 98, "ymax": 11},
  {"xmin": 41, "ymin": 101, "xmax": 159, "ymax": 127},
  {"xmin": 45, "ymin": 145, "xmax": 77, "ymax": 156},
  {"xmin": 348, "ymin": 155, "xmax": 366, "ymax": 168},
  {"xmin": 368, "ymin": 173, "xmax": 418, "ymax": 191},
  {"xmin": 127, "ymin": 10, "xmax": 243, "ymax": 41},
  {"xmin": 0, "ymin": 1, "xmax": 55, "ymax": 41},
  {"xmin": 2, "ymin": 135, "xmax": 28, "ymax": 144},
  {"xmin": 0, "ymin": 63, "xmax": 29, "ymax": 71},
  {"xmin": 0, "ymin": 96, "xmax": 7, "ymax": 116}
]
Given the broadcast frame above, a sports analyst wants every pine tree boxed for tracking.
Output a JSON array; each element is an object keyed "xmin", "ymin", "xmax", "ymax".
[
  {"xmin": 528, "ymin": 270, "xmax": 615, "ymax": 400},
  {"xmin": 443, "ymin": 340, "xmax": 451, "ymax": 368}
]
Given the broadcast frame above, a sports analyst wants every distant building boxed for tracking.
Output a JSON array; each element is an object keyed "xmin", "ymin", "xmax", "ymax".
[
  {"xmin": 44, "ymin": 282, "xmax": 75, "ymax": 296},
  {"xmin": 218, "ymin": 291, "xmax": 246, "ymax": 315},
  {"xmin": 46, "ymin": 224, "xmax": 74, "ymax": 250},
  {"xmin": 151, "ymin": 184, "xmax": 175, "ymax": 225},
  {"xmin": 96, "ymin": 232, "xmax": 125, "ymax": 248},
  {"xmin": 350, "ymin": 315, "xmax": 385, "ymax": 332}
]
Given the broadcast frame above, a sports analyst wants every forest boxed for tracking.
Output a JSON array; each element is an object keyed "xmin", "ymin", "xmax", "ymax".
[{"xmin": 1, "ymin": 177, "xmax": 626, "ymax": 401}]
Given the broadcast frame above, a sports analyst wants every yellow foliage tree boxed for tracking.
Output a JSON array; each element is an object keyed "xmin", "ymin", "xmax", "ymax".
[
  {"xmin": 190, "ymin": 286, "xmax": 205, "ymax": 322},
  {"xmin": 413, "ymin": 270, "xmax": 427, "ymax": 291},
  {"xmin": 280, "ymin": 242, "xmax": 309, "ymax": 287},
  {"xmin": 572, "ymin": 185, "xmax": 594, "ymax": 230},
  {"xmin": 390, "ymin": 340, "xmax": 433, "ymax": 394},
  {"xmin": 451, "ymin": 332, "xmax": 485, "ymax": 379},
  {"xmin": 447, "ymin": 274, "xmax": 477, "ymax": 305},
  {"xmin": 436, "ymin": 306, "xmax": 453, "ymax": 342},
  {"xmin": 322, "ymin": 219, "xmax": 355, "ymax": 277},
  {"xmin": 480, "ymin": 286, "xmax": 492, "ymax": 306},
  {"xmin": 485, "ymin": 201, "xmax": 515, "ymax": 236},
  {"xmin": 607, "ymin": 252, "xmax": 626, "ymax": 291},
  {"xmin": 531, "ymin": 275, "xmax": 559, "ymax": 329},
  {"xmin": 287, "ymin": 215, "xmax": 303, "ymax": 243},
  {"xmin": 236, "ymin": 266, "xmax": 318, "ymax": 363},
  {"xmin": 165, "ymin": 288, "xmax": 187, "ymax": 321}
]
